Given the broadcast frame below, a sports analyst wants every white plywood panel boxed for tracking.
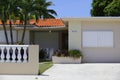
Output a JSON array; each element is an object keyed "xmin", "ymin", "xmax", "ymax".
[
  {"xmin": 83, "ymin": 31, "xmax": 113, "ymax": 47},
  {"xmin": 98, "ymin": 31, "xmax": 113, "ymax": 47},
  {"xmin": 83, "ymin": 31, "xmax": 97, "ymax": 47}
]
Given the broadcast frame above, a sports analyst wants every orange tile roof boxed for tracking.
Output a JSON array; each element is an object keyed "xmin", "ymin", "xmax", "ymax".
[
  {"xmin": 36, "ymin": 19, "xmax": 64, "ymax": 27},
  {"xmin": 0, "ymin": 20, "xmax": 19, "ymax": 25},
  {"xmin": 6, "ymin": 20, "xmax": 14, "ymax": 25},
  {"xmin": 0, "ymin": 19, "xmax": 65, "ymax": 27},
  {"xmin": 0, "ymin": 20, "xmax": 2, "ymax": 24},
  {"xmin": 14, "ymin": 20, "xmax": 21, "ymax": 25}
]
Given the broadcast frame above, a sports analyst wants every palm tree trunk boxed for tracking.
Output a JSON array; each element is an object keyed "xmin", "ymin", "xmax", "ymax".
[
  {"xmin": 9, "ymin": 20, "xmax": 14, "ymax": 44},
  {"xmin": 2, "ymin": 21, "xmax": 9, "ymax": 44},
  {"xmin": 21, "ymin": 15, "xmax": 27, "ymax": 44}
]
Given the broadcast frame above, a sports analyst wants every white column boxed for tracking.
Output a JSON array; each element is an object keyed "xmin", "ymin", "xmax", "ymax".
[
  {"xmin": 23, "ymin": 47, "xmax": 28, "ymax": 63},
  {"xmin": 17, "ymin": 47, "xmax": 22, "ymax": 63},
  {"xmin": 12, "ymin": 47, "xmax": 16, "ymax": 63},
  {"xmin": 0, "ymin": 47, "xmax": 5, "ymax": 62},
  {"xmin": 6, "ymin": 47, "xmax": 10, "ymax": 62}
]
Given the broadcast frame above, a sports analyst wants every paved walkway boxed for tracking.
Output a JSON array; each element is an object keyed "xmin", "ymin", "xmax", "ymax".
[{"xmin": 1, "ymin": 64, "xmax": 120, "ymax": 80}]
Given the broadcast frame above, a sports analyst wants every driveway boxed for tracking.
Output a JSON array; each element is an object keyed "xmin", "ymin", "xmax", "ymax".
[
  {"xmin": 0, "ymin": 64, "xmax": 120, "ymax": 80},
  {"xmin": 42, "ymin": 64, "xmax": 120, "ymax": 80}
]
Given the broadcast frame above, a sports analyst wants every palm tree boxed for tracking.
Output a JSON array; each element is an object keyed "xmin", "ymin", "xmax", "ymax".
[
  {"xmin": 0, "ymin": 0, "xmax": 57, "ymax": 44},
  {"xmin": 0, "ymin": 0, "xmax": 20, "ymax": 44},
  {"xmin": 18, "ymin": 0, "xmax": 57, "ymax": 44},
  {"xmin": 34, "ymin": 0, "xmax": 57, "ymax": 19},
  {"xmin": 17, "ymin": 0, "xmax": 35, "ymax": 44},
  {"xmin": 7, "ymin": 0, "xmax": 20, "ymax": 44},
  {"xmin": 0, "ymin": 0, "xmax": 9, "ymax": 44}
]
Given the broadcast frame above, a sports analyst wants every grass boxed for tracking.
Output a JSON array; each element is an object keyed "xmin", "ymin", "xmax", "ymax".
[{"xmin": 39, "ymin": 62, "xmax": 53, "ymax": 75}]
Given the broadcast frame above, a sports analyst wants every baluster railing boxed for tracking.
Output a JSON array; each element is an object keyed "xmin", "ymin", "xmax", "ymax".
[
  {"xmin": 0, "ymin": 45, "xmax": 29, "ymax": 63},
  {"xmin": 6, "ymin": 47, "xmax": 10, "ymax": 62},
  {"xmin": 0, "ymin": 49, "xmax": 1, "ymax": 61},
  {"xmin": 1, "ymin": 47, "xmax": 4, "ymax": 62},
  {"xmin": 12, "ymin": 47, "xmax": 16, "ymax": 63},
  {"xmin": 4, "ymin": 48, "xmax": 7, "ymax": 62},
  {"xmin": 17, "ymin": 47, "xmax": 22, "ymax": 63},
  {"xmin": 23, "ymin": 47, "xmax": 28, "ymax": 63}
]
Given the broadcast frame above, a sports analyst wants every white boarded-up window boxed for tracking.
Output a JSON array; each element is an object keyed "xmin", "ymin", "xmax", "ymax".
[{"xmin": 82, "ymin": 31, "xmax": 113, "ymax": 47}]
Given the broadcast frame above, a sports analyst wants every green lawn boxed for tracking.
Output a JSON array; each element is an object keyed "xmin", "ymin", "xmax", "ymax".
[{"xmin": 39, "ymin": 62, "xmax": 53, "ymax": 74}]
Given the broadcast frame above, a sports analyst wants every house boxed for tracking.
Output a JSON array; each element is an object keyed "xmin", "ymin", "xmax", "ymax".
[
  {"xmin": 63, "ymin": 17, "xmax": 120, "ymax": 63},
  {"xmin": 1, "ymin": 17, "xmax": 120, "ymax": 63}
]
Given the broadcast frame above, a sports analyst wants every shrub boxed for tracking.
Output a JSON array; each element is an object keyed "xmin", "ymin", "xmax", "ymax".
[
  {"xmin": 69, "ymin": 50, "xmax": 82, "ymax": 58},
  {"xmin": 53, "ymin": 50, "xmax": 69, "ymax": 57}
]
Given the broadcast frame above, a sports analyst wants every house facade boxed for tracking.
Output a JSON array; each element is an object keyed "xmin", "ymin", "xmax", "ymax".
[
  {"xmin": 64, "ymin": 17, "xmax": 120, "ymax": 63},
  {"xmin": 1, "ymin": 17, "xmax": 120, "ymax": 63}
]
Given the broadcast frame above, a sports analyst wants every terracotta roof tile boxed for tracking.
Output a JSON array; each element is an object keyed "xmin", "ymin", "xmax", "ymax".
[
  {"xmin": 29, "ymin": 19, "xmax": 36, "ymax": 25},
  {"xmin": 6, "ymin": 20, "xmax": 14, "ymax": 25},
  {"xmin": 0, "ymin": 19, "xmax": 65, "ymax": 27},
  {"xmin": 0, "ymin": 20, "xmax": 15, "ymax": 25},
  {"xmin": 35, "ymin": 19, "xmax": 65, "ymax": 27},
  {"xmin": 0, "ymin": 20, "xmax": 2, "ymax": 25},
  {"xmin": 14, "ymin": 20, "xmax": 20, "ymax": 25}
]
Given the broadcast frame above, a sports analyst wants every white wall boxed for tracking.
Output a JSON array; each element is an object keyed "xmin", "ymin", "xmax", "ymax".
[
  {"xmin": 67, "ymin": 18, "xmax": 120, "ymax": 63},
  {"xmin": 81, "ymin": 21, "xmax": 120, "ymax": 62},
  {"xmin": 0, "ymin": 45, "xmax": 39, "ymax": 75},
  {"xmin": 0, "ymin": 30, "xmax": 17, "ymax": 43},
  {"xmin": 68, "ymin": 21, "xmax": 82, "ymax": 50},
  {"xmin": 17, "ymin": 30, "xmax": 30, "ymax": 44}
]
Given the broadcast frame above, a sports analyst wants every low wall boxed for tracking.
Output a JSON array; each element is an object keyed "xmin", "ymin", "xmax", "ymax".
[
  {"xmin": 0, "ymin": 45, "xmax": 39, "ymax": 75},
  {"xmin": 52, "ymin": 56, "xmax": 81, "ymax": 64}
]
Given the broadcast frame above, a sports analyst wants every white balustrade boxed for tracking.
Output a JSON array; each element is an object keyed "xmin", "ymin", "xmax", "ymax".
[
  {"xmin": 23, "ymin": 47, "xmax": 28, "ymax": 63},
  {"xmin": 12, "ymin": 47, "xmax": 16, "ymax": 63},
  {"xmin": 0, "ymin": 45, "xmax": 29, "ymax": 63},
  {"xmin": 17, "ymin": 47, "xmax": 22, "ymax": 63},
  {"xmin": 6, "ymin": 47, "xmax": 10, "ymax": 62},
  {"xmin": 1, "ymin": 47, "xmax": 5, "ymax": 62}
]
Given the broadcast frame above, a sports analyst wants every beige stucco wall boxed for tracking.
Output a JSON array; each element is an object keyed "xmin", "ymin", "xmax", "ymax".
[
  {"xmin": 0, "ymin": 45, "xmax": 39, "ymax": 75},
  {"xmin": 63, "ymin": 18, "xmax": 120, "ymax": 63},
  {"xmin": 17, "ymin": 30, "xmax": 30, "ymax": 44},
  {"xmin": 82, "ymin": 21, "xmax": 120, "ymax": 63},
  {"xmin": 68, "ymin": 21, "xmax": 82, "ymax": 50}
]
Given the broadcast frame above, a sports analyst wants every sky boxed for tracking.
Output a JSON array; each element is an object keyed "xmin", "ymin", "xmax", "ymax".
[{"xmin": 49, "ymin": 0, "xmax": 92, "ymax": 18}]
